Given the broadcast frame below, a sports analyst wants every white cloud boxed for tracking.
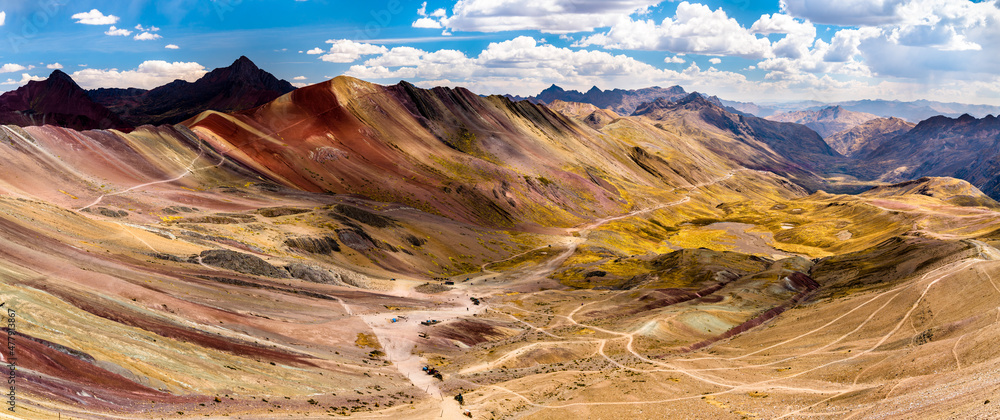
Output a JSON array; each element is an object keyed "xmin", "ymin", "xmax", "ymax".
[
  {"xmin": 68, "ymin": 61, "xmax": 207, "ymax": 89},
  {"xmin": 575, "ymin": 2, "xmax": 773, "ymax": 59},
  {"xmin": 337, "ymin": 34, "xmax": 996, "ymax": 104},
  {"xmin": 293, "ymin": 76, "xmax": 307, "ymax": 80},
  {"xmin": 319, "ymin": 39, "xmax": 389, "ymax": 63},
  {"xmin": 0, "ymin": 11, "xmax": 5, "ymax": 26},
  {"xmin": 751, "ymin": 14, "xmax": 816, "ymax": 59},
  {"xmin": 761, "ymin": 1, "xmax": 1000, "ymax": 81},
  {"xmin": 104, "ymin": 26, "xmax": 132, "ymax": 36},
  {"xmin": 292, "ymin": 82, "xmax": 308, "ymax": 88},
  {"xmin": 413, "ymin": 17, "xmax": 443, "ymax": 28},
  {"xmin": 433, "ymin": 0, "xmax": 663, "ymax": 34},
  {"xmin": 344, "ymin": 36, "xmax": 757, "ymax": 97},
  {"xmin": 1, "ymin": 73, "xmax": 45, "ymax": 86},
  {"xmin": 709, "ymin": 57, "xmax": 721, "ymax": 64},
  {"xmin": 306, "ymin": 47, "xmax": 325, "ymax": 54},
  {"xmin": 664, "ymin": 55, "xmax": 685, "ymax": 64},
  {"xmin": 71, "ymin": 9, "xmax": 120, "ymax": 25},
  {"xmin": 780, "ymin": 0, "xmax": 996, "ymax": 53},
  {"xmin": 414, "ymin": 2, "xmax": 447, "ymax": 29},
  {"xmin": 780, "ymin": 0, "xmax": 907, "ymax": 26},
  {"xmin": 0, "ymin": 64, "xmax": 27, "ymax": 73},
  {"xmin": 135, "ymin": 24, "xmax": 160, "ymax": 32},
  {"xmin": 46, "ymin": 63, "xmax": 63, "ymax": 69},
  {"xmin": 165, "ymin": 44, "xmax": 180, "ymax": 49},
  {"xmin": 134, "ymin": 32, "xmax": 162, "ymax": 41}
]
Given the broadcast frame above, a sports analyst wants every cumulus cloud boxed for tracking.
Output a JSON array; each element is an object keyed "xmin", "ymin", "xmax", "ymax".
[
  {"xmin": 780, "ymin": 0, "xmax": 907, "ymax": 26},
  {"xmin": 306, "ymin": 47, "xmax": 325, "ymax": 54},
  {"xmin": 709, "ymin": 57, "xmax": 721, "ymax": 64},
  {"xmin": 413, "ymin": 2, "xmax": 445, "ymax": 28},
  {"xmin": 432, "ymin": 0, "xmax": 663, "ymax": 34},
  {"xmin": 0, "ymin": 64, "xmax": 27, "ymax": 73},
  {"xmin": 134, "ymin": 32, "xmax": 162, "ymax": 41},
  {"xmin": 664, "ymin": 55, "xmax": 686, "ymax": 64},
  {"xmin": 0, "ymin": 11, "xmax": 5, "ymax": 26},
  {"xmin": 413, "ymin": 17, "xmax": 443, "ymax": 28},
  {"xmin": 333, "ymin": 33, "xmax": 1000, "ymax": 104},
  {"xmin": 104, "ymin": 26, "xmax": 132, "ymax": 36},
  {"xmin": 47, "ymin": 63, "xmax": 63, "ymax": 69},
  {"xmin": 751, "ymin": 14, "xmax": 816, "ymax": 59},
  {"xmin": 342, "ymin": 36, "xmax": 758, "ymax": 97},
  {"xmin": 135, "ymin": 24, "xmax": 160, "ymax": 32},
  {"xmin": 319, "ymin": 39, "xmax": 388, "ymax": 63},
  {"xmin": 165, "ymin": 44, "xmax": 180, "ymax": 49},
  {"xmin": 293, "ymin": 76, "xmax": 307, "ymax": 80},
  {"xmin": 69, "ymin": 61, "xmax": 207, "ymax": 89},
  {"xmin": 1, "ymin": 73, "xmax": 45, "ymax": 86},
  {"xmin": 71, "ymin": 9, "xmax": 119, "ymax": 25},
  {"xmin": 762, "ymin": 0, "xmax": 1000, "ymax": 81},
  {"xmin": 576, "ymin": 2, "xmax": 773, "ymax": 59}
]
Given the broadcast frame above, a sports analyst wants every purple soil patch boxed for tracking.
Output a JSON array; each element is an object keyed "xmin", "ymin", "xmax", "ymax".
[
  {"xmin": 434, "ymin": 319, "xmax": 509, "ymax": 346},
  {"xmin": 4, "ymin": 328, "xmax": 199, "ymax": 410},
  {"xmin": 25, "ymin": 282, "xmax": 319, "ymax": 367},
  {"xmin": 684, "ymin": 272, "xmax": 820, "ymax": 352},
  {"xmin": 582, "ymin": 279, "xmax": 736, "ymax": 321}
]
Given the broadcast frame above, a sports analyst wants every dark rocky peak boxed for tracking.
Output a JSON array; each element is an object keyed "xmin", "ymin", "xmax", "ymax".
[
  {"xmin": 46, "ymin": 69, "xmax": 77, "ymax": 85},
  {"xmin": 539, "ymin": 84, "xmax": 566, "ymax": 94}
]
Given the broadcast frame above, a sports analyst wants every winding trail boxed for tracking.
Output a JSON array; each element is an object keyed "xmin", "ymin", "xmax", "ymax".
[{"xmin": 76, "ymin": 140, "xmax": 230, "ymax": 212}]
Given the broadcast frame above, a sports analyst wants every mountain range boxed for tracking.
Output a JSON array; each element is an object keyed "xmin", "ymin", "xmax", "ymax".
[
  {"xmin": 724, "ymin": 98, "xmax": 1000, "ymax": 122},
  {"xmin": 510, "ymin": 84, "xmax": 999, "ymax": 124},
  {"xmin": 506, "ymin": 84, "xmax": 690, "ymax": 115},
  {"xmin": 0, "ymin": 56, "xmax": 294, "ymax": 131},
  {"xmin": 0, "ymin": 69, "xmax": 129, "ymax": 131}
]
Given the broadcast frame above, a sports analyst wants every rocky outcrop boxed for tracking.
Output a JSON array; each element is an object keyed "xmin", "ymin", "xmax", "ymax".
[
  {"xmin": 284, "ymin": 236, "xmax": 341, "ymax": 254},
  {"xmin": 198, "ymin": 250, "xmax": 289, "ymax": 278}
]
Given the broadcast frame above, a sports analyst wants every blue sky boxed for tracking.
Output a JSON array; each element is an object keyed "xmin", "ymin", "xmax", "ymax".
[{"xmin": 0, "ymin": 0, "xmax": 998, "ymax": 105}]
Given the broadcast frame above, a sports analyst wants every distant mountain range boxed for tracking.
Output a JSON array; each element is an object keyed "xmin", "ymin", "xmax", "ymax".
[
  {"xmin": 506, "ymin": 84, "xmax": 690, "ymax": 115},
  {"xmin": 539, "ymin": 91, "xmax": 1000, "ymax": 201},
  {"xmin": 766, "ymin": 106, "xmax": 879, "ymax": 138},
  {"xmin": 509, "ymin": 84, "xmax": 999, "ymax": 124},
  {"xmin": 825, "ymin": 117, "xmax": 915, "ymax": 157},
  {"xmin": 853, "ymin": 113, "xmax": 1000, "ymax": 198},
  {"xmin": 724, "ymin": 98, "xmax": 999, "ymax": 122},
  {"xmin": 0, "ymin": 56, "xmax": 295, "ymax": 131}
]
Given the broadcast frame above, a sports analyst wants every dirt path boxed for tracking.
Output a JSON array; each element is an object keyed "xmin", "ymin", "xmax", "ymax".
[{"xmin": 76, "ymin": 140, "xmax": 230, "ymax": 212}]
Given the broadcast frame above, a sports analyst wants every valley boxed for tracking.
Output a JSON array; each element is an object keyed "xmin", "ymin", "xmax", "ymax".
[{"xmin": 0, "ymin": 65, "xmax": 999, "ymax": 420}]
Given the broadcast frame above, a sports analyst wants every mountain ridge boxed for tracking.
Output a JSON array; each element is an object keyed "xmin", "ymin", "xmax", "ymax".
[
  {"xmin": 506, "ymin": 84, "xmax": 690, "ymax": 115},
  {"xmin": 0, "ymin": 69, "xmax": 130, "ymax": 131},
  {"xmin": 92, "ymin": 56, "xmax": 296, "ymax": 127}
]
